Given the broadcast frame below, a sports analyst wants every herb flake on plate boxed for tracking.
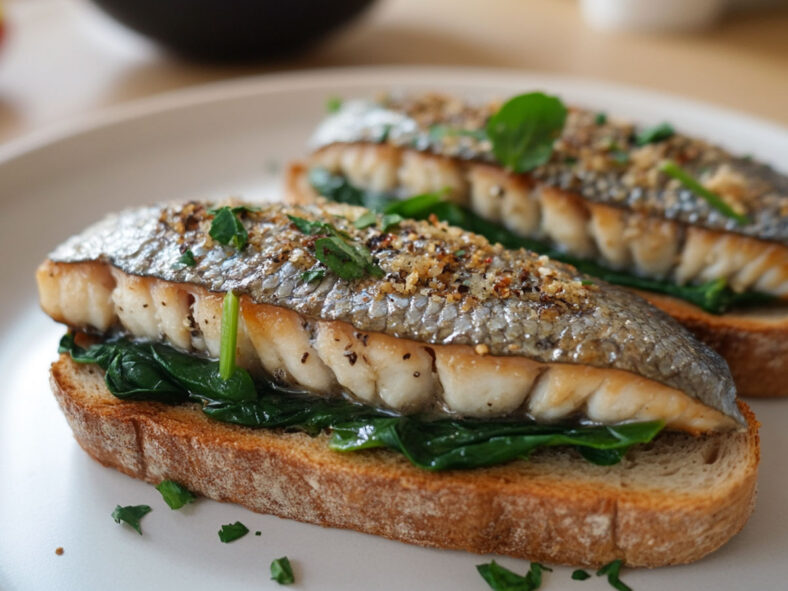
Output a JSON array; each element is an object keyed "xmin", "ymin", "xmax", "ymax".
[
  {"xmin": 209, "ymin": 206, "xmax": 249, "ymax": 250},
  {"xmin": 111, "ymin": 504, "xmax": 152, "ymax": 535},
  {"xmin": 270, "ymin": 556, "xmax": 295, "ymax": 585},
  {"xmin": 155, "ymin": 480, "xmax": 196, "ymax": 510},
  {"xmin": 218, "ymin": 521, "xmax": 249, "ymax": 543},
  {"xmin": 477, "ymin": 560, "xmax": 552, "ymax": 591}
]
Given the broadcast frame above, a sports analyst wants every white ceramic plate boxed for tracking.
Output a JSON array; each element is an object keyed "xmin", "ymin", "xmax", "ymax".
[{"xmin": 1, "ymin": 67, "xmax": 786, "ymax": 591}]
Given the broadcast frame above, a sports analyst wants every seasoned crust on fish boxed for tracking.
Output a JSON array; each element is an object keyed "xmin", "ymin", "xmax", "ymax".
[
  {"xmin": 307, "ymin": 142, "xmax": 788, "ymax": 298},
  {"xmin": 37, "ymin": 201, "xmax": 743, "ymax": 426},
  {"xmin": 50, "ymin": 355, "xmax": 760, "ymax": 567},
  {"xmin": 37, "ymin": 260, "xmax": 735, "ymax": 432}
]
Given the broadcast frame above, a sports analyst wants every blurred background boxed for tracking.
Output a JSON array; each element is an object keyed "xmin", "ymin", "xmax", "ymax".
[{"xmin": 0, "ymin": 0, "xmax": 786, "ymax": 144}]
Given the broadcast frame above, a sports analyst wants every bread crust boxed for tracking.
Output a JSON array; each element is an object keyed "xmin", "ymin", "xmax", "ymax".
[
  {"xmin": 50, "ymin": 355, "xmax": 759, "ymax": 567},
  {"xmin": 285, "ymin": 161, "xmax": 788, "ymax": 398}
]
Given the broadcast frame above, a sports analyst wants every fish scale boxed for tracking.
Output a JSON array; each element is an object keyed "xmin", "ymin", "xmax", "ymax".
[{"xmin": 48, "ymin": 201, "xmax": 743, "ymax": 424}]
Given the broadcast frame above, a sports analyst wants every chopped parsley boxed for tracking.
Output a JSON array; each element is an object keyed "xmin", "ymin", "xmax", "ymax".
[
  {"xmin": 660, "ymin": 160, "xmax": 750, "ymax": 225},
  {"xmin": 596, "ymin": 559, "xmax": 632, "ymax": 591},
  {"xmin": 635, "ymin": 122, "xmax": 674, "ymax": 146},
  {"xmin": 428, "ymin": 124, "xmax": 488, "ymax": 142},
  {"xmin": 381, "ymin": 213, "xmax": 403, "ymax": 232},
  {"xmin": 155, "ymin": 480, "xmax": 196, "ymax": 509},
  {"xmin": 209, "ymin": 206, "xmax": 248, "ymax": 250},
  {"xmin": 270, "ymin": 556, "xmax": 295, "ymax": 585},
  {"xmin": 111, "ymin": 504, "xmax": 152, "ymax": 535},
  {"xmin": 301, "ymin": 268, "xmax": 326, "ymax": 283},
  {"xmin": 289, "ymin": 215, "xmax": 384, "ymax": 281},
  {"xmin": 595, "ymin": 112, "xmax": 608, "ymax": 126},
  {"xmin": 218, "ymin": 521, "xmax": 249, "ymax": 543},
  {"xmin": 353, "ymin": 211, "xmax": 377, "ymax": 229},
  {"xmin": 486, "ymin": 92, "xmax": 567, "ymax": 173},
  {"xmin": 477, "ymin": 560, "xmax": 552, "ymax": 590},
  {"xmin": 609, "ymin": 149, "xmax": 629, "ymax": 165},
  {"xmin": 571, "ymin": 569, "xmax": 591, "ymax": 580},
  {"xmin": 175, "ymin": 249, "xmax": 196, "ymax": 267}
]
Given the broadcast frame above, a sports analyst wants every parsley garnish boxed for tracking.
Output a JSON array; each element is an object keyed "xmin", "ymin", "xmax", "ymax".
[
  {"xmin": 111, "ymin": 504, "xmax": 152, "ymax": 535},
  {"xmin": 175, "ymin": 249, "xmax": 196, "ymax": 267},
  {"xmin": 572, "ymin": 569, "xmax": 591, "ymax": 580},
  {"xmin": 659, "ymin": 160, "xmax": 750, "ymax": 225},
  {"xmin": 209, "ymin": 206, "xmax": 248, "ymax": 250},
  {"xmin": 155, "ymin": 480, "xmax": 196, "ymax": 510},
  {"xmin": 596, "ymin": 559, "xmax": 632, "ymax": 591},
  {"xmin": 477, "ymin": 560, "xmax": 552, "ymax": 590},
  {"xmin": 610, "ymin": 150, "xmax": 629, "ymax": 165},
  {"xmin": 635, "ymin": 122, "xmax": 674, "ymax": 146},
  {"xmin": 270, "ymin": 556, "xmax": 295, "ymax": 585},
  {"xmin": 218, "ymin": 521, "xmax": 249, "ymax": 543},
  {"xmin": 219, "ymin": 291, "xmax": 240, "ymax": 380},
  {"xmin": 454, "ymin": 249, "xmax": 466, "ymax": 257},
  {"xmin": 486, "ymin": 92, "xmax": 567, "ymax": 173},
  {"xmin": 289, "ymin": 215, "xmax": 383, "ymax": 281},
  {"xmin": 595, "ymin": 112, "xmax": 607, "ymax": 125},
  {"xmin": 325, "ymin": 96, "xmax": 342, "ymax": 113},
  {"xmin": 301, "ymin": 268, "xmax": 326, "ymax": 283},
  {"xmin": 353, "ymin": 211, "xmax": 377, "ymax": 229},
  {"xmin": 381, "ymin": 213, "xmax": 403, "ymax": 232}
]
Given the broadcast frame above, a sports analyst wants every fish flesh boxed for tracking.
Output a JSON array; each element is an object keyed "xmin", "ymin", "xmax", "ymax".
[
  {"xmin": 37, "ymin": 201, "xmax": 744, "ymax": 433},
  {"xmin": 307, "ymin": 95, "xmax": 788, "ymax": 299}
]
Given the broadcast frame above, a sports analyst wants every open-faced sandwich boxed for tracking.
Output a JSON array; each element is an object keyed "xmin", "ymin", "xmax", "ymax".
[
  {"xmin": 37, "ymin": 200, "xmax": 758, "ymax": 567},
  {"xmin": 289, "ymin": 92, "xmax": 788, "ymax": 397}
]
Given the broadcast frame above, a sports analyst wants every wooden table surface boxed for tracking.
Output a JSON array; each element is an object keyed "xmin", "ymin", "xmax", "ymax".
[{"xmin": 1, "ymin": 0, "xmax": 786, "ymax": 144}]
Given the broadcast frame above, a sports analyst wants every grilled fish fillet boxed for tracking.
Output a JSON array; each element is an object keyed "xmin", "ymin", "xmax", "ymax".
[
  {"xmin": 37, "ymin": 201, "xmax": 744, "ymax": 433},
  {"xmin": 307, "ymin": 96, "xmax": 788, "ymax": 299}
]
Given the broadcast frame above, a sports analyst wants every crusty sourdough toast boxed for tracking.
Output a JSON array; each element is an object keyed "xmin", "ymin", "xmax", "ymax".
[
  {"xmin": 285, "ymin": 161, "xmax": 788, "ymax": 398},
  {"xmin": 51, "ymin": 353, "xmax": 760, "ymax": 568}
]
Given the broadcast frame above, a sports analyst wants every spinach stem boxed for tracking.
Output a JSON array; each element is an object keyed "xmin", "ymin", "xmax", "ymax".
[{"xmin": 219, "ymin": 291, "xmax": 239, "ymax": 380}]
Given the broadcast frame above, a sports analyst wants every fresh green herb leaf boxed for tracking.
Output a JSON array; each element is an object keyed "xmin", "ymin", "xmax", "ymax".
[
  {"xmin": 595, "ymin": 112, "xmax": 607, "ymax": 126},
  {"xmin": 428, "ymin": 124, "xmax": 488, "ymax": 142},
  {"xmin": 301, "ymin": 268, "xmax": 326, "ymax": 283},
  {"xmin": 563, "ymin": 156, "xmax": 579, "ymax": 165},
  {"xmin": 353, "ymin": 211, "xmax": 378, "ymax": 229},
  {"xmin": 307, "ymin": 168, "xmax": 397, "ymax": 211},
  {"xmin": 454, "ymin": 249, "xmax": 466, "ymax": 257},
  {"xmin": 310, "ymin": 171, "xmax": 773, "ymax": 313},
  {"xmin": 635, "ymin": 122, "xmax": 674, "ymax": 146},
  {"xmin": 62, "ymin": 337, "xmax": 664, "ymax": 471},
  {"xmin": 255, "ymin": 531, "xmax": 262, "ymax": 536},
  {"xmin": 660, "ymin": 160, "xmax": 750, "ymax": 225},
  {"xmin": 111, "ymin": 504, "xmax": 151, "ymax": 535},
  {"xmin": 155, "ymin": 480, "xmax": 196, "ymax": 510},
  {"xmin": 581, "ymin": 279, "xmax": 594, "ymax": 286},
  {"xmin": 572, "ymin": 569, "xmax": 591, "ymax": 581},
  {"xmin": 477, "ymin": 560, "xmax": 552, "ymax": 591},
  {"xmin": 325, "ymin": 95, "xmax": 342, "ymax": 113},
  {"xmin": 209, "ymin": 206, "xmax": 248, "ymax": 250},
  {"xmin": 486, "ymin": 92, "xmax": 568, "ymax": 173},
  {"xmin": 207, "ymin": 205, "xmax": 260, "ymax": 215},
  {"xmin": 381, "ymin": 213, "xmax": 403, "ymax": 232},
  {"xmin": 287, "ymin": 214, "xmax": 350, "ymax": 239},
  {"xmin": 270, "ymin": 556, "xmax": 295, "ymax": 585},
  {"xmin": 219, "ymin": 291, "xmax": 239, "ymax": 381},
  {"xmin": 175, "ymin": 249, "xmax": 196, "ymax": 267},
  {"xmin": 596, "ymin": 560, "xmax": 632, "ymax": 591},
  {"xmin": 218, "ymin": 521, "xmax": 249, "ymax": 543},
  {"xmin": 314, "ymin": 236, "xmax": 384, "ymax": 281}
]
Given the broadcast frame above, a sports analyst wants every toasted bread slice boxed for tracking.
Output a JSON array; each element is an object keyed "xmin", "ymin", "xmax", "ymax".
[
  {"xmin": 285, "ymin": 161, "xmax": 788, "ymax": 398},
  {"xmin": 51, "ymin": 354, "xmax": 759, "ymax": 568}
]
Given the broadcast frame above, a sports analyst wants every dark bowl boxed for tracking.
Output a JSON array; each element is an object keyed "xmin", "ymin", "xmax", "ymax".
[{"xmin": 90, "ymin": 0, "xmax": 376, "ymax": 62}]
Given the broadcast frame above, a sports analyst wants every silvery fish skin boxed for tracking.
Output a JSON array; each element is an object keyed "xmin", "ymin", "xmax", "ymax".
[
  {"xmin": 46, "ymin": 201, "xmax": 743, "ymax": 426},
  {"xmin": 310, "ymin": 95, "xmax": 788, "ymax": 244}
]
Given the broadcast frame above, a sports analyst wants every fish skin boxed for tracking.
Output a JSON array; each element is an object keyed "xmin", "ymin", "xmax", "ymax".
[
  {"xmin": 309, "ymin": 97, "xmax": 788, "ymax": 245},
  {"xmin": 48, "ymin": 201, "xmax": 744, "ymax": 425}
]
